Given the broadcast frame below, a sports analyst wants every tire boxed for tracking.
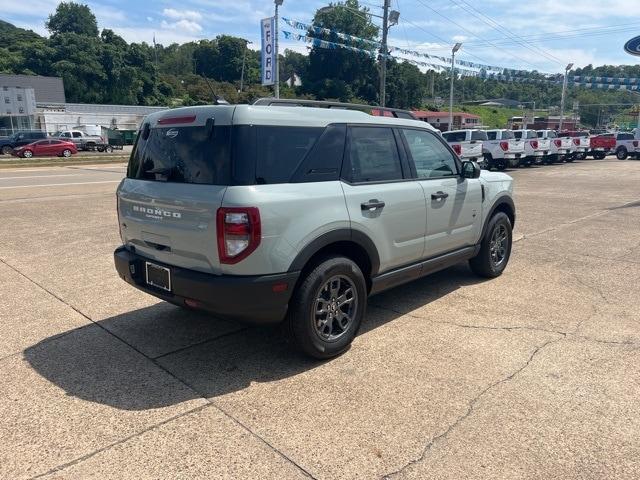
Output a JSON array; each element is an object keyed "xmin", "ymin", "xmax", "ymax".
[
  {"xmin": 97, "ymin": 146, "xmax": 105, "ymax": 152},
  {"xmin": 483, "ymin": 153, "xmax": 492, "ymax": 170},
  {"xmin": 284, "ymin": 255, "xmax": 366, "ymax": 359},
  {"xmin": 22, "ymin": 150, "xmax": 33, "ymax": 158},
  {"xmin": 594, "ymin": 153, "xmax": 606, "ymax": 160},
  {"xmin": 576, "ymin": 152, "xmax": 587, "ymax": 160},
  {"xmin": 616, "ymin": 148, "xmax": 628, "ymax": 160},
  {"xmin": 469, "ymin": 212, "xmax": 512, "ymax": 278},
  {"xmin": 105, "ymin": 145, "xmax": 113, "ymax": 153},
  {"xmin": 1, "ymin": 145, "xmax": 12, "ymax": 155},
  {"xmin": 565, "ymin": 155, "xmax": 575, "ymax": 163},
  {"xmin": 62, "ymin": 149, "xmax": 72, "ymax": 157}
]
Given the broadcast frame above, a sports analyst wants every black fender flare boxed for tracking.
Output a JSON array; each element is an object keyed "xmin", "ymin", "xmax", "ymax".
[
  {"xmin": 481, "ymin": 195, "xmax": 516, "ymax": 240},
  {"xmin": 288, "ymin": 228, "xmax": 381, "ymax": 276}
]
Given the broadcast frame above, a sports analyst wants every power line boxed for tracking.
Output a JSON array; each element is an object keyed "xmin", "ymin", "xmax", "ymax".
[
  {"xmin": 397, "ymin": 16, "xmax": 497, "ymax": 67},
  {"xmin": 411, "ymin": 0, "xmax": 560, "ymax": 71},
  {"xmin": 448, "ymin": 0, "xmax": 565, "ymax": 65},
  {"xmin": 462, "ymin": 25, "xmax": 640, "ymax": 47}
]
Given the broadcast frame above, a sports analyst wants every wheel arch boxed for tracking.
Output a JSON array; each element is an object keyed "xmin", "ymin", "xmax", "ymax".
[
  {"xmin": 482, "ymin": 195, "xmax": 515, "ymax": 239},
  {"xmin": 288, "ymin": 229, "xmax": 380, "ymax": 292}
]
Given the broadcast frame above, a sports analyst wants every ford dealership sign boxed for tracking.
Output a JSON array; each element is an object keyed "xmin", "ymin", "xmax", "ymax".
[{"xmin": 624, "ymin": 35, "xmax": 640, "ymax": 57}]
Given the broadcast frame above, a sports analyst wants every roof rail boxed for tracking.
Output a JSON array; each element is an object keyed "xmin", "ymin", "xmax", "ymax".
[{"xmin": 252, "ymin": 97, "xmax": 419, "ymax": 120}]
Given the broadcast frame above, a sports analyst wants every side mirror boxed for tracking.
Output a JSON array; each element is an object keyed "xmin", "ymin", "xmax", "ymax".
[{"xmin": 461, "ymin": 160, "xmax": 481, "ymax": 179}]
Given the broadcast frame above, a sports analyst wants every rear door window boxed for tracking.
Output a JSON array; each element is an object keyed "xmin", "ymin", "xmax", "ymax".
[
  {"xmin": 127, "ymin": 125, "xmax": 231, "ymax": 185},
  {"xmin": 347, "ymin": 126, "xmax": 403, "ymax": 182}
]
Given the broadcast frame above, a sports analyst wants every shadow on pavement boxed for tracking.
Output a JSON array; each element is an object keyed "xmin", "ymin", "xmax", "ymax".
[{"xmin": 23, "ymin": 263, "xmax": 485, "ymax": 410}]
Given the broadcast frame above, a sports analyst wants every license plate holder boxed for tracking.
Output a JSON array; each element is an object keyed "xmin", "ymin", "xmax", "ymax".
[{"xmin": 145, "ymin": 262, "xmax": 171, "ymax": 292}]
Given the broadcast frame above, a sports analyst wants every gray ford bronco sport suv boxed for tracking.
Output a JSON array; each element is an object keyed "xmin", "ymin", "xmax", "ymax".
[{"xmin": 114, "ymin": 100, "xmax": 515, "ymax": 359}]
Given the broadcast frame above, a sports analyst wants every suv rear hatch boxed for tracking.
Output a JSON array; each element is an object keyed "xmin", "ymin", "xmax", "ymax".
[{"xmin": 118, "ymin": 106, "xmax": 235, "ymax": 274}]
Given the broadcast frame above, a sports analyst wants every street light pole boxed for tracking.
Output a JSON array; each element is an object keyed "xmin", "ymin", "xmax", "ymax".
[
  {"xmin": 449, "ymin": 43, "xmax": 462, "ymax": 131},
  {"xmin": 559, "ymin": 62, "xmax": 573, "ymax": 131},
  {"xmin": 274, "ymin": 0, "xmax": 283, "ymax": 99}
]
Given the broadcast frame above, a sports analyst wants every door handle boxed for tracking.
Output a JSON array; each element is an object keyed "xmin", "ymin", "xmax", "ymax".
[
  {"xmin": 431, "ymin": 191, "xmax": 449, "ymax": 200},
  {"xmin": 361, "ymin": 199, "xmax": 386, "ymax": 211}
]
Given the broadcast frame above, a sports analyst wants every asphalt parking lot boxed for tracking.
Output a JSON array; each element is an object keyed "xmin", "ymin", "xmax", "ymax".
[{"xmin": 1, "ymin": 158, "xmax": 639, "ymax": 479}]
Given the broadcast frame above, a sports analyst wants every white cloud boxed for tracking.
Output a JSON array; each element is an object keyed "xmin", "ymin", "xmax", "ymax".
[
  {"xmin": 113, "ymin": 26, "xmax": 202, "ymax": 45},
  {"xmin": 160, "ymin": 19, "xmax": 203, "ymax": 33},
  {"xmin": 452, "ymin": 35, "xmax": 467, "ymax": 43},
  {"xmin": 162, "ymin": 8, "xmax": 202, "ymax": 21},
  {"xmin": 146, "ymin": 16, "xmax": 153, "ymax": 22}
]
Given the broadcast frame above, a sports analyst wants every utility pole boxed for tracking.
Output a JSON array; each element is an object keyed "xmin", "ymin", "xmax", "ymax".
[
  {"xmin": 274, "ymin": 0, "xmax": 283, "ymax": 98},
  {"xmin": 239, "ymin": 40, "xmax": 252, "ymax": 93},
  {"xmin": 559, "ymin": 62, "xmax": 573, "ymax": 131},
  {"xmin": 449, "ymin": 43, "xmax": 462, "ymax": 131},
  {"xmin": 380, "ymin": 0, "xmax": 390, "ymax": 107}
]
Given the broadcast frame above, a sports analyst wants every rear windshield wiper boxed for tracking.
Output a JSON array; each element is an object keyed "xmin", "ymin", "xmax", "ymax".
[{"xmin": 146, "ymin": 167, "xmax": 173, "ymax": 175}]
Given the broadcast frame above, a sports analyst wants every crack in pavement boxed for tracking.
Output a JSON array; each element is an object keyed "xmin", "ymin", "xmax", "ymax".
[
  {"xmin": 0, "ymin": 256, "xmax": 318, "ymax": 480},
  {"xmin": 381, "ymin": 336, "xmax": 565, "ymax": 479}
]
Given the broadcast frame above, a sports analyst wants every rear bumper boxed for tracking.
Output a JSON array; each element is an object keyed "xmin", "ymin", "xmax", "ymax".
[{"xmin": 114, "ymin": 246, "xmax": 299, "ymax": 324}]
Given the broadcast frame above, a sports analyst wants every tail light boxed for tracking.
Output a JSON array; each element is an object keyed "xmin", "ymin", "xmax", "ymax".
[
  {"xmin": 499, "ymin": 141, "xmax": 509, "ymax": 151},
  {"xmin": 530, "ymin": 140, "xmax": 538, "ymax": 149},
  {"xmin": 634, "ymin": 140, "xmax": 639, "ymax": 148},
  {"xmin": 216, "ymin": 207, "xmax": 261, "ymax": 264},
  {"xmin": 452, "ymin": 144, "xmax": 462, "ymax": 155},
  {"xmin": 573, "ymin": 138, "xmax": 580, "ymax": 146},
  {"xmin": 554, "ymin": 139, "xmax": 562, "ymax": 147}
]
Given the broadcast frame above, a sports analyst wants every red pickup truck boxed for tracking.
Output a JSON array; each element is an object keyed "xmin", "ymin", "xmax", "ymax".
[{"xmin": 588, "ymin": 134, "xmax": 616, "ymax": 159}]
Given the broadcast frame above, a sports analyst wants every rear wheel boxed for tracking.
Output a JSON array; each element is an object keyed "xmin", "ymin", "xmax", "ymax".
[
  {"xmin": 469, "ymin": 212, "xmax": 512, "ymax": 278},
  {"xmin": 284, "ymin": 256, "xmax": 366, "ymax": 359},
  {"xmin": 22, "ymin": 149, "xmax": 33, "ymax": 158},
  {"xmin": 616, "ymin": 147, "xmax": 628, "ymax": 160},
  {"xmin": 105, "ymin": 145, "xmax": 113, "ymax": 153},
  {"xmin": 1, "ymin": 145, "xmax": 12, "ymax": 155}
]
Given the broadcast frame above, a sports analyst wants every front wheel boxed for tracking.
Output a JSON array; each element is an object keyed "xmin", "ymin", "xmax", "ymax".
[
  {"xmin": 616, "ymin": 148, "xmax": 628, "ymax": 160},
  {"xmin": 62, "ymin": 149, "xmax": 72, "ymax": 157},
  {"xmin": 285, "ymin": 256, "xmax": 366, "ymax": 359},
  {"xmin": 104, "ymin": 145, "xmax": 113, "ymax": 153},
  {"xmin": 469, "ymin": 212, "xmax": 512, "ymax": 278}
]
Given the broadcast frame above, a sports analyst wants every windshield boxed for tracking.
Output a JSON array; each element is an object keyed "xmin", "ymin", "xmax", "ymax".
[{"xmin": 127, "ymin": 125, "xmax": 231, "ymax": 185}]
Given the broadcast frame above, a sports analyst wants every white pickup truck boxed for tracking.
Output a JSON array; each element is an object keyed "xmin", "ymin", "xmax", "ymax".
[
  {"xmin": 558, "ymin": 131, "xmax": 590, "ymax": 161},
  {"xmin": 537, "ymin": 130, "xmax": 571, "ymax": 163},
  {"xmin": 614, "ymin": 132, "xmax": 640, "ymax": 160},
  {"xmin": 483, "ymin": 129, "xmax": 525, "ymax": 170},
  {"xmin": 441, "ymin": 130, "xmax": 485, "ymax": 166},
  {"xmin": 512, "ymin": 129, "xmax": 547, "ymax": 166}
]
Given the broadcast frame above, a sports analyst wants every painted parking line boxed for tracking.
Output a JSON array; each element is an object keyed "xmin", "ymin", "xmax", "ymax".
[
  {"xmin": 0, "ymin": 180, "xmax": 121, "ymax": 190},
  {"xmin": 0, "ymin": 174, "xmax": 84, "ymax": 180}
]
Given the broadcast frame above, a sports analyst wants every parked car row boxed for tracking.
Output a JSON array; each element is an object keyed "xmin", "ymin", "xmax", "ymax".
[
  {"xmin": 0, "ymin": 129, "xmax": 120, "ymax": 158},
  {"xmin": 441, "ymin": 128, "xmax": 640, "ymax": 169}
]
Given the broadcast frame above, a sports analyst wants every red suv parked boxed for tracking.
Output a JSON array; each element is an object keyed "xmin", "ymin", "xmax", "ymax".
[{"xmin": 11, "ymin": 139, "xmax": 78, "ymax": 158}]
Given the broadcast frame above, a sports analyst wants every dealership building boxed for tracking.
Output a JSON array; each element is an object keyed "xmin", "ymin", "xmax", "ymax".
[{"xmin": 0, "ymin": 74, "xmax": 166, "ymax": 137}]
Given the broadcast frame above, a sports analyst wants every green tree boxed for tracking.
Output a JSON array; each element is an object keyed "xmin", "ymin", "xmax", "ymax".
[
  {"xmin": 304, "ymin": 0, "xmax": 379, "ymax": 103},
  {"xmin": 46, "ymin": 2, "xmax": 99, "ymax": 37}
]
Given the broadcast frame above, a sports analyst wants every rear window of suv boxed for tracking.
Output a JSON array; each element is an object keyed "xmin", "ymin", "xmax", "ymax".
[{"xmin": 127, "ymin": 125, "xmax": 232, "ymax": 185}]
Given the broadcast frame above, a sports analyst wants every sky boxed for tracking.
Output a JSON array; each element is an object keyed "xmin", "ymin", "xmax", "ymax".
[{"xmin": 4, "ymin": 0, "xmax": 640, "ymax": 74}]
